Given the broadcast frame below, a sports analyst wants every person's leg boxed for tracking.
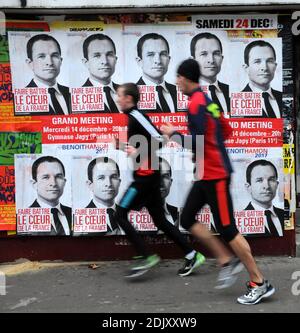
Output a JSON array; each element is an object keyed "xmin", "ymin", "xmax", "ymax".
[
  {"xmin": 229, "ymin": 234, "xmax": 263, "ymax": 283},
  {"xmin": 146, "ymin": 191, "xmax": 193, "ymax": 256},
  {"xmin": 116, "ymin": 182, "xmax": 160, "ymax": 277},
  {"xmin": 145, "ymin": 180, "xmax": 205, "ymax": 276},
  {"xmin": 206, "ymin": 178, "xmax": 275, "ymax": 303},
  {"xmin": 181, "ymin": 181, "xmax": 232, "ymax": 266},
  {"xmin": 208, "ymin": 178, "xmax": 269, "ymax": 293},
  {"xmin": 116, "ymin": 182, "xmax": 153, "ymax": 258}
]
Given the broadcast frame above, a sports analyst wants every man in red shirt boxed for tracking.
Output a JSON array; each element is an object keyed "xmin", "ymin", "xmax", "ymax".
[{"xmin": 162, "ymin": 59, "xmax": 275, "ymax": 305}]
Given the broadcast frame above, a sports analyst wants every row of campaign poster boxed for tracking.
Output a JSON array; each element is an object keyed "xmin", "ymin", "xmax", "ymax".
[{"xmin": 0, "ymin": 14, "xmax": 296, "ymax": 238}]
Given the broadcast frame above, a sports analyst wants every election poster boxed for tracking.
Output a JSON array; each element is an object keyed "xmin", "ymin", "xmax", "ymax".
[
  {"xmin": 71, "ymin": 148, "xmax": 131, "ymax": 236},
  {"xmin": 123, "ymin": 24, "xmax": 188, "ymax": 113},
  {"xmin": 8, "ymin": 31, "xmax": 70, "ymax": 116},
  {"xmin": 188, "ymin": 147, "xmax": 284, "ymax": 237},
  {"xmin": 229, "ymin": 38, "xmax": 282, "ymax": 118},
  {"xmin": 185, "ymin": 15, "xmax": 283, "ymax": 119},
  {"xmin": 0, "ymin": 20, "xmax": 50, "ymax": 233},
  {"xmin": 67, "ymin": 25, "xmax": 124, "ymax": 114},
  {"xmin": 0, "ymin": 165, "xmax": 15, "ymax": 231},
  {"xmin": 14, "ymin": 154, "xmax": 72, "ymax": 236},
  {"xmin": 0, "ymin": 13, "xmax": 295, "ymax": 240},
  {"xmin": 230, "ymin": 148, "xmax": 284, "ymax": 237}
]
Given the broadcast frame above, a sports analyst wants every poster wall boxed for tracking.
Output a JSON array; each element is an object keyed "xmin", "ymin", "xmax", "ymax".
[{"xmin": 0, "ymin": 13, "xmax": 294, "ymax": 238}]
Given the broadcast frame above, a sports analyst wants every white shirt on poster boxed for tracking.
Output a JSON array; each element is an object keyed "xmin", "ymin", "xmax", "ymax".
[
  {"xmin": 36, "ymin": 199, "xmax": 70, "ymax": 235},
  {"xmin": 33, "ymin": 78, "xmax": 69, "ymax": 115},
  {"xmin": 91, "ymin": 200, "xmax": 117, "ymax": 232},
  {"xmin": 142, "ymin": 76, "xmax": 175, "ymax": 113},
  {"xmin": 89, "ymin": 78, "xmax": 120, "ymax": 112},
  {"xmin": 200, "ymin": 78, "xmax": 229, "ymax": 118},
  {"xmin": 250, "ymin": 201, "xmax": 283, "ymax": 236},
  {"xmin": 249, "ymin": 83, "xmax": 281, "ymax": 118}
]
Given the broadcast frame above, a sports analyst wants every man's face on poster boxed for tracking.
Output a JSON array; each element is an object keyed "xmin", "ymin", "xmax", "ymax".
[
  {"xmin": 194, "ymin": 38, "xmax": 223, "ymax": 83},
  {"xmin": 160, "ymin": 160, "xmax": 172, "ymax": 200},
  {"xmin": 244, "ymin": 46, "xmax": 277, "ymax": 90},
  {"xmin": 137, "ymin": 38, "xmax": 170, "ymax": 83},
  {"xmin": 32, "ymin": 161, "xmax": 66, "ymax": 206},
  {"xmin": 245, "ymin": 164, "xmax": 279, "ymax": 208},
  {"xmin": 88, "ymin": 161, "xmax": 121, "ymax": 206},
  {"xmin": 84, "ymin": 39, "xmax": 117, "ymax": 83},
  {"xmin": 27, "ymin": 40, "xmax": 62, "ymax": 85}
]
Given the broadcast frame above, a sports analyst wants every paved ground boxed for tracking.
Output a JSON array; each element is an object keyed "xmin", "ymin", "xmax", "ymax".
[{"xmin": 0, "ymin": 256, "xmax": 300, "ymax": 313}]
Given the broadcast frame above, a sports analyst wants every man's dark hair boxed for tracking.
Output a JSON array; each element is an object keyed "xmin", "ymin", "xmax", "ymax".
[
  {"xmin": 137, "ymin": 33, "xmax": 170, "ymax": 59},
  {"xmin": 246, "ymin": 159, "xmax": 278, "ymax": 184},
  {"xmin": 32, "ymin": 156, "xmax": 65, "ymax": 181},
  {"xmin": 119, "ymin": 83, "xmax": 140, "ymax": 105},
  {"xmin": 190, "ymin": 32, "xmax": 223, "ymax": 58},
  {"xmin": 27, "ymin": 34, "xmax": 61, "ymax": 60},
  {"xmin": 87, "ymin": 157, "xmax": 120, "ymax": 182},
  {"xmin": 82, "ymin": 34, "xmax": 116, "ymax": 60},
  {"xmin": 177, "ymin": 58, "xmax": 200, "ymax": 83},
  {"xmin": 244, "ymin": 40, "xmax": 276, "ymax": 66}
]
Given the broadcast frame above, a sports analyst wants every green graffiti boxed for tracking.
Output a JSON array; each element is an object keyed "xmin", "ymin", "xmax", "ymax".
[
  {"xmin": 0, "ymin": 132, "xmax": 42, "ymax": 165},
  {"xmin": 0, "ymin": 35, "xmax": 9, "ymax": 63}
]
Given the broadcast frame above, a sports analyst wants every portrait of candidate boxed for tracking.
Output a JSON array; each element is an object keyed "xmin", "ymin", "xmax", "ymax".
[
  {"xmin": 159, "ymin": 157, "xmax": 179, "ymax": 226},
  {"xmin": 85, "ymin": 156, "xmax": 122, "ymax": 235},
  {"xmin": 136, "ymin": 33, "xmax": 177, "ymax": 113},
  {"xmin": 244, "ymin": 159, "xmax": 284, "ymax": 236},
  {"xmin": 25, "ymin": 34, "xmax": 71, "ymax": 115},
  {"xmin": 242, "ymin": 40, "xmax": 282, "ymax": 118},
  {"xmin": 190, "ymin": 32, "xmax": 230, "ymax": 117},
  {"xmin": 30, "ymin": 156, "xmax": 72, "ymax": 236},
  {"xmin": 82, "ymin": 34, "xmax": 120, "ymax": 113}
]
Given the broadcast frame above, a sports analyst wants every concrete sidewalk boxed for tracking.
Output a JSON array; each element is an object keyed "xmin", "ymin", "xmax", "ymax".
[{"xmin": 0, "ymin": 256, "xmax": 300, "ymax": 313}]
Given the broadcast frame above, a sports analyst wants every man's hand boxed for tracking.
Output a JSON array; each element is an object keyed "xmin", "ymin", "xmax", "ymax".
[{"xmin": 161, "ymin": 122, "xmax": 175, "ymax": 137}]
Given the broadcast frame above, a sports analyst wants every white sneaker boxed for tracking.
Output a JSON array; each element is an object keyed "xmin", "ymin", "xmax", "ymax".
[
  {"xmin": 237, "ymin": 280, "xmax": 275, "ymax": 305},
  {"xmin": 215, "ymin": 258, "xmax": 244, "ymax": 289}
]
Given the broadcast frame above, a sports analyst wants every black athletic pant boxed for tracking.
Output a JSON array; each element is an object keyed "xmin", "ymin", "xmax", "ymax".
[
  {"xmin": 181, "ymin": 178, "xmax": 239, "ymax": 243},
  {"xmin": 116, "ymin": 173, "xmax": 193, "ymax": 257}
]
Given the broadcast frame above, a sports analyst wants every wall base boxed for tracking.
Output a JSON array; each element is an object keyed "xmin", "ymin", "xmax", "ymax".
[{"xmin": 0, "ymin": 230, "xmax": 296, "ymax": 263}]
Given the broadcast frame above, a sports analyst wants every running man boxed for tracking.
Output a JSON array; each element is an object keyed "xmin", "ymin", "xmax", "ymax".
[
  {"xmin": 161, "ymin": 59, "xmax": 275, "ymax": 305},
  {"xmin": 115, "ymin": 82, "xmax": 205, "ymax": 278}
]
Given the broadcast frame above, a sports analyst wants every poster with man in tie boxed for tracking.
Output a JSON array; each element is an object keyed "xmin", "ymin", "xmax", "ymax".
[
  {"xmin": 229, "ymin": 148, "xmax": 284, "ymax": 237},
  {"xmin": 8, "ymin": 31, "xmax": 71, "ymax": 116},
  {"xmin": 230, "ymin": 38, "xmax": 282, "ymax": 118},
  {"xmin": 189, "ymin": 31, "xmax": 231, "ymax": 118},
  {"xmin": 186, "ymin": 15, "xmax": 282, "ymax": 119},
  {"xmin": 14, "ymin": 154, "xmax": 72, "ymax": 236},
  {"xmin": 68, "ymin": 28, "xmax": 123, "ymax": 114},
  {"xmin": 123, "ymin": 25, "xmax": 186, "ymax": 113},
  {"xmin": 72, "ymin": 151, "xmax": 130, "ymax": 236}
]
